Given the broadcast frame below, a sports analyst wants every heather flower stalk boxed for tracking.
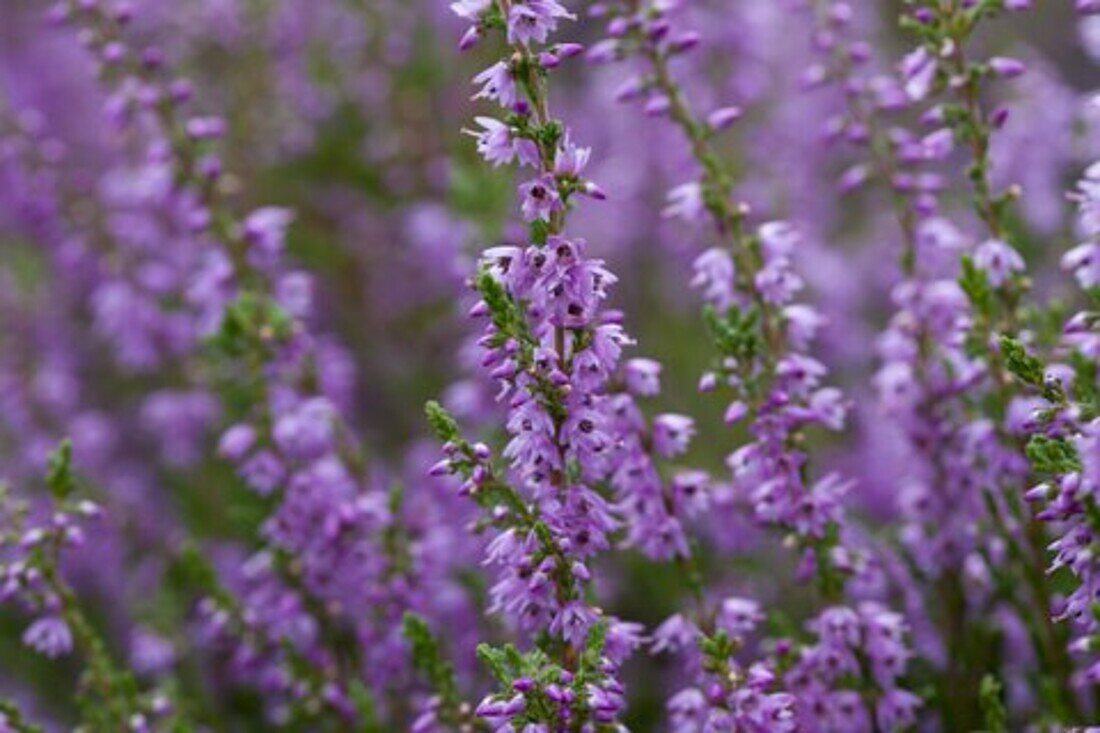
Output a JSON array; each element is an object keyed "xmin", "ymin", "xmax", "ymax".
[
  {"xmin": 798, "ymin": 1, "xmax": 1041, "ymax": 721},
  {"xmin": 807, "ymin": 2, "xmax": 1084, "ymax": 712},
  {"xmin": 0, "ymin": 443, "xmax": 175, "ymax": 731},
  {"xmin": 591, "ymin": 0, "xmax": 863, "ymax": 603},
  {"xmin": 0, "ymin": 91, "xmax": 359, "ymax": 730},
  {"xmin": 1000, "ymin": 157, "xmax": 1100, "ymax": 690},
  {"xmin": 0, "ymin": 698, "xmax": 44, "ymax": 733},
  {"xmin": 896, "ymin": 0, "xmax": 1085, "ymax": 720},
  {"xmin": 587, "ymin": 2, "xmax": 924, "ymax": 728},
  {"xmin": 3, "ymin": 0, "xmax": 1100, "ymax": 728},
  {"xmin": 45, "ymin": 2, "xmax": 452, "ymax": 724},
  {"xmin": 800, "ymin": 1, "xmax": 925, "ymax": 267},
  {"xmin": 426, "ymin": 0, "xmax": 659, "ymax": 727}
]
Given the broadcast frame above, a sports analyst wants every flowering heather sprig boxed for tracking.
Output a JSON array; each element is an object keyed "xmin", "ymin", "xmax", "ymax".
[
  {"xmin": 1066, "ymin": 161, "xmax": 1100, "ymax": 299},
  {"xmin": 797, "ymin": 5, "xmax": 1029, "ymax": 598},
  {"xmin": 785, "ymin": 603, "xmax": 922, "ymax": 732},
  {"xmin": 894, "ymin": 1, "xmax": 1090, "ymax": 720},
  {"xmin": 799, "ymin": 1, "xmax": 981, "ymax": 586},
  {"xmin": 46, "ymin": 1, "xmax": 462, "ymax": 722},
  {"xmin": 0, "ymin": 698, "xmax": 44, "ymax": 733},
  {"xmin": 653, "ymin": 597, "xmax": 798, "ymax": 732},
  {"xmin": 607, "ymin": 361, "xmax": 705, "ymax": 564},
  {"xmin": 428, "ymin": 0, "xmax": 660, "ymax": 727},
  {"xmin": 796, "ymin": 4, "xmax": 1033, "ymax": 716},
  {"xmin": 0, "ymin": 88, "xmax": 357, "ymax": 726},
  {"xmin": 171, "ymin": 543, "xmax": 364, "ymax": 728},
  {"xmin": 586, "ymin": 4, "xmax": 927, "ymax": 726},
  {"xmin": 899, "ymin": 1, "xmax": 1030, "ymax": 269},
  {"xmin": 652, "ymin": 598, "xmax": 920, "ymax": 732},
  {"xmin": 799, "ymin": 1, "xmax": 943, "ymax": 270},
  {"xmin": 590, "ymin": 0, "xmax": 862, "ymax": 599},
  {"xmin": 0, "ymin": 442, "xmax": 175, "ymax": 731},
  {"xmin": 1001, "ymin": 332, "xmax": 1100, "ymax": 686},
  {"xmin": 1000, "ymin": 158, "xmax": 1100, "ymax": 688}
]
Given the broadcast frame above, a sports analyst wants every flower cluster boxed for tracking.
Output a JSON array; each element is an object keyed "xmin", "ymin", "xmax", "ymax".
[
  {"xmin": 589, "ymin": 0, "xmax": 867, "ymax": 598},
  {"xmin": 3, "ymin": 0, "xmax": 1100, "ymax": 730},
  {"xmin": 1001, "ymin": 157, "xmax": 1100, "ymax": 687},
  {"xmin": 786, "ymin": 604, "xmax": 921, "ymax": 732},
  {"xmin": 431, "ymin": 0, "xmax": 650, "ymax": 727},
  {"xmin": 658, "ymin": 597, "xmax": 799, "ymax": 733},
  {"xmin": 0, "ymin": 443, "xmax": 175, "ymax": 730}
]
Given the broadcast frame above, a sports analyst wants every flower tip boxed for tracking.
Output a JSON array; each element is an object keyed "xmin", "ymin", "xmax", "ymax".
[
  {"xmin": 556, "ymin": 42, "xmax": 585, "ymax": 59},
  {"xmin": 458, "ymin": 26, "xmax": 481, "ymax": 51},
  {"xmin": 583, "ymin": 182, "xmax": 607, "ymax": 200},
  {"xmin": 586, "ymin": 39, "xmax": 618, "ymax": 64},
  {"xmin": 644, "ymin": 94, "xmax": 671, "ymax": 117},
  {"xmin": 428, "ymin": 459, "xmax": 453, "ymax": 477},
  {"xmin": 707, "ymin": 106, "xmax": 743, "ymax": 131},
  {"xmin": 668, "ymin": 31, "xmax": 701, "ymax": 54},
  {"xmin": 989, "ymin": 56, "xmax": 1026, "ymax": 79}
]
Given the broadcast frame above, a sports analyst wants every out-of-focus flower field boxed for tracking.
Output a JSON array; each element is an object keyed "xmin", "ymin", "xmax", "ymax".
[{"xmin": 2, "ymin": 0, "xmax": 1100, "ymax": 731}]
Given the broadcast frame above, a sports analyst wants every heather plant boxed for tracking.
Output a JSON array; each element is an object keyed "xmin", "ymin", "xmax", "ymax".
[{"xmin": 1, "ymin": 0, "xmax": 1100, "ymax": 731}]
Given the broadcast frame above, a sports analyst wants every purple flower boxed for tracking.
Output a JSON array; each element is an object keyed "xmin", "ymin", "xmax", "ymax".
[
  {"xmin": 664, "ymin": 182, "xmax": 705, "ymax": 221},
  {"xmin": 562, "ymin": 406, "xmax": 611, "ymax": 466},
  {"xmin": 518, "ymin": 175, "xmax": 563, "ymax": 222},
  {"xmin": 469, "ymin": 116, "xmax": 521, "ymax": 167},
  {"xmin": 973, "ymin": 238, "xmax": 1025, "ymax": 287},
  {"xmin": 553, "ymin": 138, "xmax": 592, "ymax": 178},
  {"xmin": 651, "ymin": 614, "xmax": 700, "ymax": 655},
  {"xmin": 758, "ymin": 221, "xmax": 801, "ymax": 261},
  {"xmin": 218, "ymin": 423, "xmax": 257, "ymax": 461},
  {"xmin": 243, "ymin": 207, "xmax": 294, "ymax": 267},
  {"xmin": 507, "ymin": 0, "xmax": 575, "ymax": 46},
  {"xmin": 450, "ymin": 0, "xmax": 491, "ymax": 22},
  {"xmin": 23, "ymin": 616, "xmax": 72, "ymax": 658},
  {"xmin": 716, "ymin": 597, "xmax": 764, "ymax": 637},
  {"xmin": 900, "ymin": 47, "xmax": 937, "ymax": 101},
  {"xmin": 989, "ymin": 56, "xmax": 1026, "ymax": 79},
  {"xmin": 876, "ymin": 689, "xmax": 922, "ymax": 731},
  {"xmin": 473, "ymin": 61, "xmax": 519, "ymax": 108},
  {"xmin": 1062, "ymin": 243, "xmax": 1100, "ymax": 289},
  {"xmin": 707, "ymin": 106, "xmax": 742, "ymax": 131},
  {"xmin": 240, "ymin": 450, "xmax": 285, "ymax": 495},
  {"xmin": 691, "ymin": 248, "xmax": 736, "ymax": 310},
  {"xmin": 668, "ymin": 688, "xmax": 707, "ymax": 730},
  {"xmin": 623, "ymin": 357, "xmax": 662, "ymax": 397},
  {"xmin": 754, "ymin": 259, "xmax": 803, "ymax": 305},
  {"xmin": 813, "ymin": 606, "xmax": 861, "ymax": 647},
  {"xmin": 652, "ymin": 414, "xmax": 695, "ymax": 458},
  {"xmin": 272, "ymin": 398, "xmax": 335, "ymax": 460},
  {"xmin": 549, "ymin": 601, "xmax": 597, "ymax": 647}
]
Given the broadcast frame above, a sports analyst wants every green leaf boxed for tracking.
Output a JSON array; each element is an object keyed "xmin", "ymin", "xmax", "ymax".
[
  {"xmin": 960, "ymin": 256, "xmax": 995, "ymax": 319},
  {"xmin": 0, "ymin": 697, "xmax": 44, "ymax": 733},
  {"xmin": 999, "ymin": 336, "xmax": 1044, "ymax": 387},
  {"xmin": 579, "ymin": 621, "xmax": 609, "ymax": 677},
  {"xmin": 424, "ymin": 401, "xmax": 460, "ymax": 443},
  {"xmin": 979, "ymin": 675, "xmax": 1007, "ymax": 733},
  {"xmin": 1026, "ymin": 435, "xmax": 1082, "ymax": 476},
  {"xmin": 477, "ymin": 643, "xmax": 515, "ymax": 686},
  {"xmin": 529, "ymin": 219, "xmax": 551, "ymax": 246},
  {"xmin": 698, "ymin": 630, "xmax": 736, "ymax": 674},
  {"xmin": 46, "ymin": 439, "xmax": 75, "ymax": 501},
  {"xmin": 702, "ymin": 304, "xmax": 759, "ymax": 363},
  {"xmin": 402, "ymin": 613, "xmax": 460, "ymax": 707},
  {"xmin": 347, "ymin": 680, "xmax": 385, "ymax": 733},
  {"xmin": 476, "ymin": 270, "xmax": 517, "ymax": 335},
  {"xmin": 206, "ymin": 292, "xmax": 293, "ymax": 357}
]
